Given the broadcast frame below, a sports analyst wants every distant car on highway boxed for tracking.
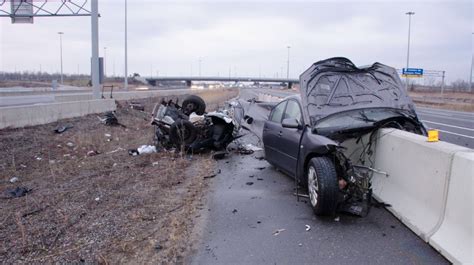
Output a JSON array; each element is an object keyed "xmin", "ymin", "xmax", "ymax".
[{"xmin": 262, "ymin": 57, "xmax": 427, "ymax": 216}]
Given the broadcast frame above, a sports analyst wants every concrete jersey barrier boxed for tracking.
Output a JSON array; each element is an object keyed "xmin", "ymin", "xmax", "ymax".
[
  {"xmin": 372, "ymin": 129, "xmax": 473, "ymax": 264},
  {"xmin": 0, "ymin": 99, "xmax": 117, "ymax": 129},
  {"xmin": 429, "ymin": 151, "xmax": 473, "ymax": 265}
]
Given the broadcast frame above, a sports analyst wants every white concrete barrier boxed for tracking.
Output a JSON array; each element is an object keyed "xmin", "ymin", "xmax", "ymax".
[
  {"xmin": 371, "ymin": 129, "xmax": 473, "ymax": 264},
  {"xmin": 429, "ymin": 151, "xmax": 474, "ymax": 265},
  {"xmin": 372, "ymin": 129, "xmax": 470, "ymax": 240},
  {"xmin": 0, "ymin": 99, "xmax": 116, "ymax": 129}
]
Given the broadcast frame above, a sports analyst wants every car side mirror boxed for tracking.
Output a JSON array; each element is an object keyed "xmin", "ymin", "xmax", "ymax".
[{"xmin": 282, "ymin": 118, "xmax": 301, "ymax": 129}]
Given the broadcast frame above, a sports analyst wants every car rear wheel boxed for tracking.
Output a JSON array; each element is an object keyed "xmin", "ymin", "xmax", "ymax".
[{"xmin": 307, "ymin": 156, "xmax": 338, "ymax": 216}]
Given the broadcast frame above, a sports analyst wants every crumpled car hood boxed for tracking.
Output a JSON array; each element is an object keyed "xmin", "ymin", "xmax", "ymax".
[{"xmin": 299, "ymin": 57, "xmax": 417, "ymax": 128}]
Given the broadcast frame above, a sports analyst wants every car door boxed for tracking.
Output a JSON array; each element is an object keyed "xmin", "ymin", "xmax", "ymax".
[
  {"xmin": 278, "ymin": 99, "xmax": 304, "ymax": 175},
  {"xmin": 262, "ymin": 100, "xmax": 287, "ymax": 166}
]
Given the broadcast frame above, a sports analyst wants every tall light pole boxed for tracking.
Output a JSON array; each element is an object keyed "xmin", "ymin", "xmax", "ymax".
[
  {"xmin": 103, "ymin": 47, "xmax": 107, "ymax": 77},
  {"xmin": 124, "ymin": 0, "xmax": 128, "ymax": 90},
  {"xmin": 286, "ymin": 46, "xmax": 291, "ymax": 79},
  {"xmin": 198, "ymin": 58, "xmax": 202, "ymax": 77},
  {"xmin": 470, "ymin": 33, "xmax": 473, "ymax": 93},
  {"xmin": 58, "ymin": 32, "xmax": 64, "ymax": 84},
  {"xmin": 91, "ymin": 0, "xmax": 100, "ymax": 99},
  {"xmin": 405, "ymin": 11, "xmax": 415, "ymax": 89}
]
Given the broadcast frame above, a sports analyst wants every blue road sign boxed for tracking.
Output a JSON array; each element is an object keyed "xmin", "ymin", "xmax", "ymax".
[{"xmin": 402, "ymin": 68, "xmax": 424, "ymax": 75}]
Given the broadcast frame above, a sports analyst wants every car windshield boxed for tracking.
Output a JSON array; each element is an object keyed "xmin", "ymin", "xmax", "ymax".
[{"xmin": 314, "ymin": 108, "xmax": 409, "ymax": 130}]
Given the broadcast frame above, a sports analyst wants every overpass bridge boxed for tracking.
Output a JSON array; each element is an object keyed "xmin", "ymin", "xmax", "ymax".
[{"xmin": 145, "ymin": 76, "xmax": 300, "ymax": 88}]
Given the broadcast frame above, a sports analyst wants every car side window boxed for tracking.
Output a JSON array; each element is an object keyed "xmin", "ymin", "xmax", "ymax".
[
  {"xmin": 283, "ymin": 100, "xmax": 302, "ymax": 123},
  {"xmin": 270, "ymin": 101, "xmax": 287, "ymax": 123}
]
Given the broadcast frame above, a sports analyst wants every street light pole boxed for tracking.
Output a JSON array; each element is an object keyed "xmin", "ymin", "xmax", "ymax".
[
  {"xmin": 58, "ymin": 32, "xmax": 64, "ymax": 84},
  {"xmin": 198, "ymin": 58, "xmax": 202, "ymax": 77},
  {"xmin": 103, "ymin": 46, "xmax": 107, "ymax": 77},
  {"xmin": 470, "ymin": 33, "xmax": 473, "ymax": 93},
  {"xmin": 124, "ymin": 0, "xmax": 128, "ymax": 90},
  {"xmin": 286, "ymin": 46, "xmax": 291, "ymax": 79},
  {"xmin": 405, "ymin": 11, "xmax": 415, "ymax": 90}
]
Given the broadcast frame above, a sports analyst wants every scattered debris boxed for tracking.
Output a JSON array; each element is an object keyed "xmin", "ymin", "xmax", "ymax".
[
  {"xmin": 334, "ymin": 216, "xmax": 340, "ymax": 222},
  {"xmin": 95, "ymin": 197, "xmax": 100, "ymax": 202},
  {"xmin": 249, "ymin": 175, "xmax": 254, "ymax": 178},
  {"xmin": 305, "ymin": 225, "xmax": 311, "ymax": 231},
  {"xmin": 35, "ymin": 157, "xmax": 42, "ymax": 161},
  {"xmin": 87, "ymin": 150, "xmax": 99, "ymax": 157},
  {"xmin": 66, "ymin": 142, "xmax": 75, "ymax": 147},
  {"xmin": 106, "ymin": 147, "xmax": 125, "ymax": 155},
  {"xmin": 128, "ymin": 149, "xmax": 139, "ymax": 156},
  {"xmin": 98, "ymin": 111, "xmax": 121, "ymax": 126},
  {"xmin": 5, "ymin": 187, "xmax": 31, "ymax": 198},
  {"xmin": 273, "ymin": 229, "xmax": 285, "ymax": 236},
  {"xmin": 256, "ymin": 167, "xmax": 266, "ymax": 170},
  {"xmin": 20, "ymin": 164, "xmax": 27, "ymax": 168},
  {"xmin": 257, "ymin": 178, "xmax": 263, "ymax": 181},
  {"xmin": 232, "ymin": 209, "xmax": 238, "ymax": 214},
  {"xmin": 9, "ymin": 177, "xmax": 19, "ymax": 183},
  {"xmin": 246, "ymin": 182, "xmax": 254, "ymax": 186},
  {"xmin": 254, "ymin": 156, "xmax": 265, "ymax": 160},
  {"xmin": 244, "ymin": 144, "xmax": 263, "ymax": 151},
  {"xmin": 238, "ymin": 148, "xmax": 254, "ymax": 155},
  {"xmin": 152, "ymin": 162, "xmax": 159, "ymax": 166},
  {"xmin": 154, "ymin": 243, "xmax": 163, "ymax": 251},
  {"xmin": 104, "ymin": 133, "xmax": 112, "ymax": 138},
  {"xmin": 137, "ymin": 145, "xmax": 157, "ymax": 154},
  {"xmin": 390, "ymin": 225, "xmax": 396, "ymax": 229},
  {"xmin": 130, "ymin": 102, "xmax": 145, "ymax": 111},
  {"xmin": 298, "ymin": 243, "xmax": 303, "ymax": 247},
  {"xmin": 54, "ymin": 124, "xmax": 73, "ymax": 134},
  {"xmin": 257, "ymin": 221, "xmax": 261, "ymax": 224},
  {"xmin": 212, "ymin": 151, "xmax": 227, "ymax": 160},
  {"xmin": 129, "ymin": 145, "xmax": 157, "ymax": 156}
]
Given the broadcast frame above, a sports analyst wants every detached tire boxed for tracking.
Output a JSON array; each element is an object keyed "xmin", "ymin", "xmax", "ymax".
[
  {"xmin": 182, "ymin": 95, "xmax": 206, "ymax": 115},
  {"xmin": 307, "ymin": 156, "xmax": 338, "ymax": 216},
  {"xmin": 169, "ymin": 120, "xmax": 197, "ymax": 146}
]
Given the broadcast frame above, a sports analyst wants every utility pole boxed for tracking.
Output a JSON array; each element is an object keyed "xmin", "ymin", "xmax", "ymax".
[
  {"xmin": 441, "ymin": 71, "xmax": 446, "ymax": 96},
  {"xmin": 103, "ymin": 47, "xmax": 107, "ymax": 77},
  {"xmin": 286, "ymin": 46, "xmax": 291, "ymax": 79},
  {"xmin": 91, "ymin": 0, "xmax": 100, "ymax": 98},
  {"xmin": 58, "ymin": 32, "xmax": 64, "ymax": 84},
  {"xmin": 470, "ymin": 33, "xmax": 473, "ymax": 93},
  {"xmin": 198, "ymin": 58, "xmax": 202, "ymax": 77},
  {"xmin": 124, "ymin": 0, "xmax": 128, "ymax": 90},
  {"xmin": 405, "ymin": 11, "xmax": 415, "ymax": 90}
]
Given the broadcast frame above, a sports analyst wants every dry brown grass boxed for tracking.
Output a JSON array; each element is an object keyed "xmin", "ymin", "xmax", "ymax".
[{"xmin": 0, "ymin": 89, "xmax": 238, "ymax": 263}]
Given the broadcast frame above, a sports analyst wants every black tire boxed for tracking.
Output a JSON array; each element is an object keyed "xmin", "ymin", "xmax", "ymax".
[
  {"xmin": 182, "ymin": 95, "xmax": 206, "ymax": 115},
  {"xmin": 169, "ymin": 120, "xmax": 197, "ymax": 146},
  {"xmin": 306, "ymin": 156, "xmax": 338, "ymax": 216}
]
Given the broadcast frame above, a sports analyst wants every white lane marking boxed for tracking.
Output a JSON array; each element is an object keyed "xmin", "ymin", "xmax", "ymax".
[
  {"xmin": 437, "ymin": 129, "xmax": 474, "ymax": 139},
  {"xmin": 422, "ymin": 120, "xmax": 474, "ymax": 132},
  {"xmin": 417, "ymin": 112, "xmax": 474, "ymax": 123}
]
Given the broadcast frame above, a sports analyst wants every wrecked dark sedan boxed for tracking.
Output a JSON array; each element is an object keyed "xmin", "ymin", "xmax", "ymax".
[{"xmin": 262, "ymin": 57, "xmax": 426, "ymax": 216}]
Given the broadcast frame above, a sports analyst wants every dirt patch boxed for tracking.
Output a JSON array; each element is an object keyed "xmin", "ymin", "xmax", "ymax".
[{"xmin": 0, "ymin": 94, "xmax": 232, "ymax": 263}]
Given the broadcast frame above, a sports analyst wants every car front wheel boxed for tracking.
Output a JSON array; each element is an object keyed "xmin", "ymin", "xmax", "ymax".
[{"xmin": 307, "ymin": 156, "xmax": 338, "ymax": 216}]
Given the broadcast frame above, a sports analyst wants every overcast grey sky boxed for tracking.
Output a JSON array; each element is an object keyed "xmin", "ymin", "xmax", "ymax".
[{"xmin": 0, "ymin": 0, "xmax": 472, "ymax": 82}]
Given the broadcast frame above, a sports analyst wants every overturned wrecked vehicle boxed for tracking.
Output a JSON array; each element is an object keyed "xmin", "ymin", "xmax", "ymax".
[
  {"xmin": 260, "ymin": 57, "xmax": 427, "ymax": 216},
  {"xmin": 151, "ymin": 95, "xmax": 240, "ymax": 153}
]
